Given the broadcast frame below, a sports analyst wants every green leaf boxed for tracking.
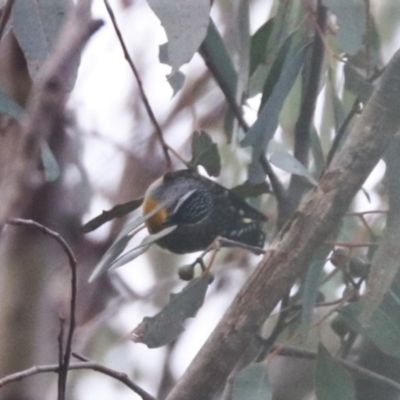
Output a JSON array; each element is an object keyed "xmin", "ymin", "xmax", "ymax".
[
  {"xmin": 322, "ymin": 0, "xmax": 366, "ymax": 56},
  {"xmin": 316, "ymin": 344, "xmax": 356, "ymax": 400},
  {"xmin": 82, "ymin": 198, "xmax": 144, "ymax": 233},
  {"xmin": 360, "ymin": 137, "xmax": 400, "ymax": 323},
  {"xmin": 189, "ymin": 131, "xmax": 221, "ymax": 177},
  {"xmin": 167, "ymin": 71, "xmax": 186, "ymax": 96},
  {"xmin": 12, "ymin": 0, "xmax": 73, "ymax": 85},
  {"xmin": 232, "ymin": 363, "xmax": 272, "ymax": 400},
  {"xmin": 339, "ymin": 301, "xmax": 400, "ymax": 358},
  {"xmin": 269, "ymin": 150, "xmax": 318, "ymax": 186},
  {"xmin": 301, "ymin": 258, "xmax": 326, "ymax": 334},
  {"xmin": 250, "ymin": 18, "xmax": 275, "ymax": 76},
  {"xmin": 241, "ymin": 36, "xmax": 309, "ymax": 183},
  {"xmin": 130, "ymin": 275, "xmax": 210, "ymax": 348},
  {"xmin": 200, "ymin": 20, "xmax": 237, "ymax": 109},
  {"xmin": 0, "ymin": 89, "xmax": 24, "ymax": 120},
  {"xmin": 259, "ymin": 31, "xmax": 297, "ymax": 109},
  {"xmin": 148, "ymin": 0, "xmax": 210, "ymax": 72}
]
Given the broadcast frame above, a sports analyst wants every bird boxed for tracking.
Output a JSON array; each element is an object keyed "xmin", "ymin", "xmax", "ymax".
[{"xmin": 142, "ymin": 169, "xmax": 267, "ymax": 254}]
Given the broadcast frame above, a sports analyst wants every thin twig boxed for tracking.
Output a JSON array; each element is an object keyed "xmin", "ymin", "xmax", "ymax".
[
  {"xmin": 259, "ymin": 154, "xmax": 289, "ymax": 230},
  {"xmin": 326, "ymin": 97, "xmax": 361, "ymax": 167},
  {"xmin": 346, "ymin": 210, "xmax": 387, "ymax": 216},
  {"xmin": 0, "ymin": 361, "xmax": 156, "ymax": 400},
  {"xmin": 57, "ymin": 318, "xmax": 65, "ymax": 400},
  {"xmin": 199, "ymin": 43, "xmax": 249, "ymax": 133},
  {"xmin": 269, "ymin": 344, "xmax": 400, "ymax": 393},
  {"xmin": 326, "ymin": 241, "xmax": 378, "ymax": 248},
  {"xmin": 6, "ymin": 218, "xmax": 78, "ymax": 399},
  {"xmin": 103, "ymin": 0, "xmax": 172, "ymax": 170}
]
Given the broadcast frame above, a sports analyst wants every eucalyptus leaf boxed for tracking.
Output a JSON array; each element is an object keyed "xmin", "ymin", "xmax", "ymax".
[
  {"xmin": 190, "ymin": 131, "xmax": 221, "ymax": 177},
  {"xmin": 130, "ymin": 275, "xmax": 210, "ymax": 348},
  {"xmin": 232, "ymin": 363, "xmax": 272, "ymax": 400},
  {"xmin": 241, "ymin": 36, "xmax": 309, "ymax": 183},
  {"xmin": 339, "ymin": 299, "xmax": 400, "ymax": 358},
  {"xmin": 360, "ymin": 137, "xmax": 400, "ymax": 324},
  {"xmin": 12, "ymin": 0, "xmax": 76, "ymax": 87},
  {"xmin": 316, "ymin": 344, "xmax": 356, "ymax": 400},
  {"xmin": 200, "ymin": 20, "xmax": 237, "ymax": 109},
  {"xmin": 82, "ymin": 198, "xmax": 144, "ymax": 233},
  {"xmin": 148, "ymin": 0, "xmax": 210, "ymax": 72},
  {"xmin": 270, "ymin": 151, "xmax": 318, "ymax": 186},
  {"xmin": 250, "ymin": 18, "xmax": 274, "ymax": 76},
  {"xmin": 301, "ymin": 258, "xmax": 326, "ymax": 335}
]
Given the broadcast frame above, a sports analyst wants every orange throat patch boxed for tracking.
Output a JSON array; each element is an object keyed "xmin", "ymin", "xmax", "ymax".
[{"xmin": 142, "ymin": 197, "xmax": 168, "ymax": 234}]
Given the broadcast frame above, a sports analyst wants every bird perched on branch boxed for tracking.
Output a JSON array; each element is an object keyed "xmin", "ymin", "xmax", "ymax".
[{"xmin": 142, "ymin": 169, "xmax": 267, "ymax": 254}]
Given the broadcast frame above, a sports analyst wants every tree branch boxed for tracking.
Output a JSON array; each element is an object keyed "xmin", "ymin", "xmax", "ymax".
[
  {"xmin": 165, "ymin": 49, "xmax": 400, "ymax": 400},
  {"xmin": 103, "ymin": 0, "xmax": 172, "ymax": 171},
  {"xmin": 0, "ymin": 361, "xmax": 155, "ymax": 400}
]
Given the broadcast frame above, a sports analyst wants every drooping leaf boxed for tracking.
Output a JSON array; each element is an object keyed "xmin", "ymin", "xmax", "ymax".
[
  {"xmin": 0, "ymin": 89, "xmax": 24, "ymax": 120},
  {"xmin": 82, "ymin": 198, "xmax": 144, "ymax": 233},
  {"xmin": 200, "ymin": 20, "xmax": 237, "ymax": 111},
  {"xmin": 339, "ymin": 299, "xmax": 400, "ymax": 358},
  {"xmin": 167, "ymin": 71, "xmax": 186, "ymax": 96},
  {"xmin": 12, "ymin": 0, "xmax": 73, "ymax": 85},
  {"xmin": 316, "ymin": 344, "xmax": 356, "ymax": 400},
  {"xmin": 322, "ymin": 0, "xmax": 366, "ymax": 56},
  {"xmin": 232, "ymin": 362, "xmax": 272, "ymax": 400},
  {"xmin": 159, "ymin": 43, "xmax": 187, "ymax": 95},
  {"xmin": 250, "ymin": 18, "xmax": 275, "ymax": 76},
  {"xmin": 130, "ymin": 274, "xmax": 210, "ymax": 348},
  {"xmin": 269, "ymin": 150, "xmax": 318, "ymax": 186},
  {"xmin": 259, "ymin": 31, "xmax": 297, "ymax": 109},
  {"xmin": 189, "ymin": 131, "xmax": 221, "ymax": 177},
  {"xmin": 242, "ymin": 36, "xmax": 309, "ymax": 148},
  {"xmin": 241, "ymin": 36, "xmax": 309, "ymax": 183},
  {"xmin": 301, "ymin": 256, "xmax": 327, "ymax": 335},
  {"xmin": 360, "ymin": 137, "xmax": 400, "ymax": 323},
  {"xmin": 148, "ymin": 0, "xmax": 210, "ymax": 72}
]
